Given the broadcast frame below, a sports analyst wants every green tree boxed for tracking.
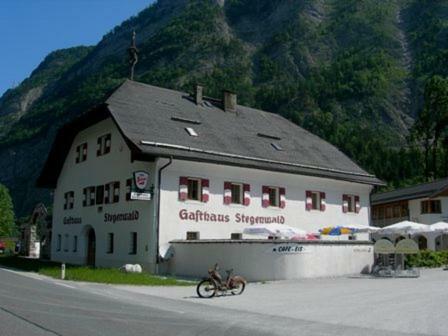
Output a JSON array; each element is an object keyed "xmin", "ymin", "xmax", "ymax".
[
  {"xmin": 0, "ymin": 184, "xmax": 15, "ymax": 237},
  {"xmin": 414, "ymin": 76, "xmax": 448, "ymax": 178}
]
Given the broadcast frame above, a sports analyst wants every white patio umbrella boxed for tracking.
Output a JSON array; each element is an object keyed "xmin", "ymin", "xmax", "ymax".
[
  {"xmin": 380, "ymin": 220, "xmax": 433, "ymax": 235},
  {"xmin": 243, "ymin": 224, "xmax": 307, "ymax": 238},
  {"xmin": 345, "ymin": 223, "xmax": 382, "ymax": 233},
  {"xmin": 430, "ymin": 221, "xmax": 448, "ymax": 233}
]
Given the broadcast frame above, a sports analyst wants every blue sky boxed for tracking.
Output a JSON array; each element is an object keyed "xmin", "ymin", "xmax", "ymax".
[{"xmin": 0, "ymin": 0, "xmax": 155, "ymax": 96}]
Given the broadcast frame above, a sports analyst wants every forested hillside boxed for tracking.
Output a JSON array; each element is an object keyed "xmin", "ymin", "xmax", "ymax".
[{"xmin": 0, "ymin": 0, "xmax": 447, "ymax": 216}]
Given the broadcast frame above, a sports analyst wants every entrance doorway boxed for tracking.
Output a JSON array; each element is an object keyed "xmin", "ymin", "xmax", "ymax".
[{"xmin": 87, "ymin": 228, "xmax": 96, "ymax": 267}]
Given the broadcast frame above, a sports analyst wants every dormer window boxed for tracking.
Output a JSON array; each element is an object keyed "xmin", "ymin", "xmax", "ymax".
[
  {"xmin": 97, "ymin": 134, "xmax": 111, "ymax": 156},
  {"xmin": 271, "ymin": 142, "xmax": 283, "ymax": 151}
]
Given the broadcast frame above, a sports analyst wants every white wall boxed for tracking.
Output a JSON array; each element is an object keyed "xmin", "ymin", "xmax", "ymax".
[
  {"xmin": 158, "ymin": 159, "xmax": 373, "ymax": 250},
  {"xmin": 408, "ymin": 197, "xmax": 448, "ymax": 224},
  {"xmin": 51, "ymin": 118, "xmax": 156, "ymax": 270},
  {"xmin": 169, "ymin": 241, "xmax": 373, "ymax": 281}
]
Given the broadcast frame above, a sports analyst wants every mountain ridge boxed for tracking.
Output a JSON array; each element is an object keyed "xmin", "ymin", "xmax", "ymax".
[{"xmin": 0, "ymin": 0, "xmax": 447, "ymax": 216}]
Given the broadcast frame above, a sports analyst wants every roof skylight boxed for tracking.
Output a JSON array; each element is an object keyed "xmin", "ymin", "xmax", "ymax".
[
  {"xmin": 271, "ymin": 142, "xmax": 283, "ymax": 151},
  {"xmin": 257, "ymin": 133, "xmax": 281, "ymax": 140},
  {"xmin": 171, "ymin": 116, "xmax": 201, "ymax": 125},
  {"xmin": 185, "ymin": 127, "xmax": 198, "ymax": 137}
]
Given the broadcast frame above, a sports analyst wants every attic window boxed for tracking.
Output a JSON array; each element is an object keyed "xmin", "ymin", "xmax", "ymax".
[
  {"xmin": 257, "ymin": 133, "xmax": 281, "ymax": 140},
  {"xmin": 271, "ymin": 143, "xmax": 283, "ymax": 151},
  {"xmin": 185, "ymin": 127, "xmax": 198, "ymax": 137},
  {"xmin": 171, "ymin": 116, "xmax": 202, "ymax": 125}
]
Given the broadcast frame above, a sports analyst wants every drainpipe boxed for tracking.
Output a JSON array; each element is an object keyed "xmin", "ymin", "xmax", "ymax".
[{"xmin": 155, "ymin": 156, "xmax": 173, "ymax": 274}]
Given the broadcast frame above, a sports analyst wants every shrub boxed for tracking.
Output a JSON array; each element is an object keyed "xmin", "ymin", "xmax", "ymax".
[{"xmin": 406, "ymin": 250, "xmax": 448, "ymax": 268}]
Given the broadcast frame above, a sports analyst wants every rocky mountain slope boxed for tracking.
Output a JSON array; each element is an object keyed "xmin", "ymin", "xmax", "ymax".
[{"xmin": 0, "ymin": 0, "xmax": 447, "ymax": 216}]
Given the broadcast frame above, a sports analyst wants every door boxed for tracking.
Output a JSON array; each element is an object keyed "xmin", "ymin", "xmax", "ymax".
[{"xmin": 87, "ymin": 229, "xmax": 96, "ymax": 267}]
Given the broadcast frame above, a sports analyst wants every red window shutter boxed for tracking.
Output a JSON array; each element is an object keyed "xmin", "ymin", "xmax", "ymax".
[
  {"xmin": 243, "ymin": 184, "xmax": 251, "ymax": 206},
  {"xmin": 223, "ymin": 182, "xmax": 232, "ymax": 205},
  {"xmin": 279, "ymin": 187, "xmax": 286, "ymax": 208},
  {"xmin": 355, "ymin": 195, "xmax": 360, "ymax": 213},
  {"xmin": 262, "ymin": 186, "xmax": 270, "ymax": 208},
  {"xmin": 201, "ymin": 179, "xmax": 209, "ymax": 203},
  {"xmin": 179, "ymin": 177, "xmax": 188, "ymax": 201},
  {"xmin": 305, "ymin": 191, "xmax": 312, "ymax": 211},
  {"xmin": 342, "ymin": 194, "xmax": 348, "ymax": 213},
  {"xmin": 320, "ymin": 192, "xmax": 326, "ymax": 211}
]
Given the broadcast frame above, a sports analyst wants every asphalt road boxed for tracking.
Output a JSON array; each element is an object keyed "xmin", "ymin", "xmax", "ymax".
[{"xmin": 0, "ymin": 267, "xmax": 433, "ymax": 336}]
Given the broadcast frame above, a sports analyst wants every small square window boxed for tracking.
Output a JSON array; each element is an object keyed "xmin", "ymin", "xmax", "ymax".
[{"xmin": 187, "ymin": 178, "xmax": 201, "ymax": 201}]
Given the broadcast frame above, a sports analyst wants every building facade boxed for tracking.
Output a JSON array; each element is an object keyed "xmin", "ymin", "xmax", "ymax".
[
  {"xmin": 371, "ymin": 179, "xmax": 448, "ymax": 250},
  {"xmin": 38, "ymin": 80, "xmax": 382, "ymax": 274}
]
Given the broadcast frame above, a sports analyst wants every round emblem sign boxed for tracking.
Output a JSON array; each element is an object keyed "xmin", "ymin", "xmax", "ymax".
[{"xmin": 134, "ymin": 171, "xmax": 149, "ymax": 191}]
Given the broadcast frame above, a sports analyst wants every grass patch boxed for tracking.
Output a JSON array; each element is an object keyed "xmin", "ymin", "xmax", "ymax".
[{"xmin": 0, "ymin": 256, "xmax": 193, "ymax": 286}]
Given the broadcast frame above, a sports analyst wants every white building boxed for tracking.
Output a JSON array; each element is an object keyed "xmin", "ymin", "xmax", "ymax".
[
  {"xmin": 372, "ymin": 179, "xmax": 448, "ymax": 250},
  {"xmin": 37, "ymin": 80, "xmax": 382, "ymax": 279}
]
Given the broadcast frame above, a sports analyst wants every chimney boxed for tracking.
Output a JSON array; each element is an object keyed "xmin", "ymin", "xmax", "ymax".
[
  {"xmin": 223, "ymin": 90, "xmax": 237, "ymax": 113},
  {"xmin": 194, "ymin": 84, "xmax": 203, "ymax": 105}
]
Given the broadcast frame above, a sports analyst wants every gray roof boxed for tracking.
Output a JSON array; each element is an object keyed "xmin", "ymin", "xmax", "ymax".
[
  {"xmin": 38, "ymin": 80, "xmax": 383, "ymax": 188},
  {"xmin": 107, "ymin": 81, "xmax": 382, "ymax": 185},
  {"xmin": 371, "ymin": 178, "xmax": 448, "ymax": 205}
]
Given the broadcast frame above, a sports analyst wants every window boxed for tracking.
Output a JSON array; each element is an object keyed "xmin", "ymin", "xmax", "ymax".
[
  {"xmin": 126, "ymin": 178, "xmax": 132, "ymax": 201},
  {"xmin": 63, "ymin": 234, "xmax": 69, "ymax": 252},
  {"xmin": 64, "ymin": 191, "xmax": 74, "ymax": 210},
  {"xmin": 83, "ymin": 187, "xmax": 96, "ymax": 207},
  {"xmin": 268, "ymin": 187, "xmax": 279, "ymax": 207},
  {"xmin": 107, "ymin": 233, "xmax": 114, "ymax": 254},
  {"xmin": 306, "ymin": 191, "xmax": 325, "ymax": 211},
  {"xmin": 230, "ymin": 183, "xmax": 243, "ymax": 204},
  {"xmin": 56, "ymin": 234, "xmax": 61, "ymax": 251},
  {"xmin": 75, "ymin": 143, "xmax": 88, "ymax": 163},
  {"xmin": 343, "ymin": 194, "xmax": 359, "ymax": 213},
  {"xmin": 96, "ymin": 185, "xmax": 104, "ymax": 205},
  {"xmin": 421, "ymin": 200, "xmax": 442, "ymax": 214},
  {"xmin": 311, "ymin": 192, "xmax": 320, "ymax": 210},
  {"xmin": 179, "ymin": 177, "xmax": 208, "ymax": 202},
  {"xmin": 73, "ymin": 236, "xmax": 78, "ymax": 252},
  {"xmin": 97, "ymin": 134, "xmax": 111, "ymax": 156},
  {"xmin": 104, "ymin": 182, "xmax": 120, "ymax": 204},
  {"xmin": 187, "ymin": 178, "xmax": 201, "ymax": 201},
  {"xmin": 129, "ymin": 232, "xmax": 137, "ymax": 255},
  {"xmin": 262, "ymin": 186, "xmax": 285, "ymax": 208}
]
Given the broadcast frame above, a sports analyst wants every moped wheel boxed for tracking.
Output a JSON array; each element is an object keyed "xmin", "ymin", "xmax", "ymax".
[
  {"xmin": 230, "ymin": 281, "xmax": 245, "ymax": 295},
  {"xmin": 197, "ymin": 279, "xmax": 217, "ymax": 298}
]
